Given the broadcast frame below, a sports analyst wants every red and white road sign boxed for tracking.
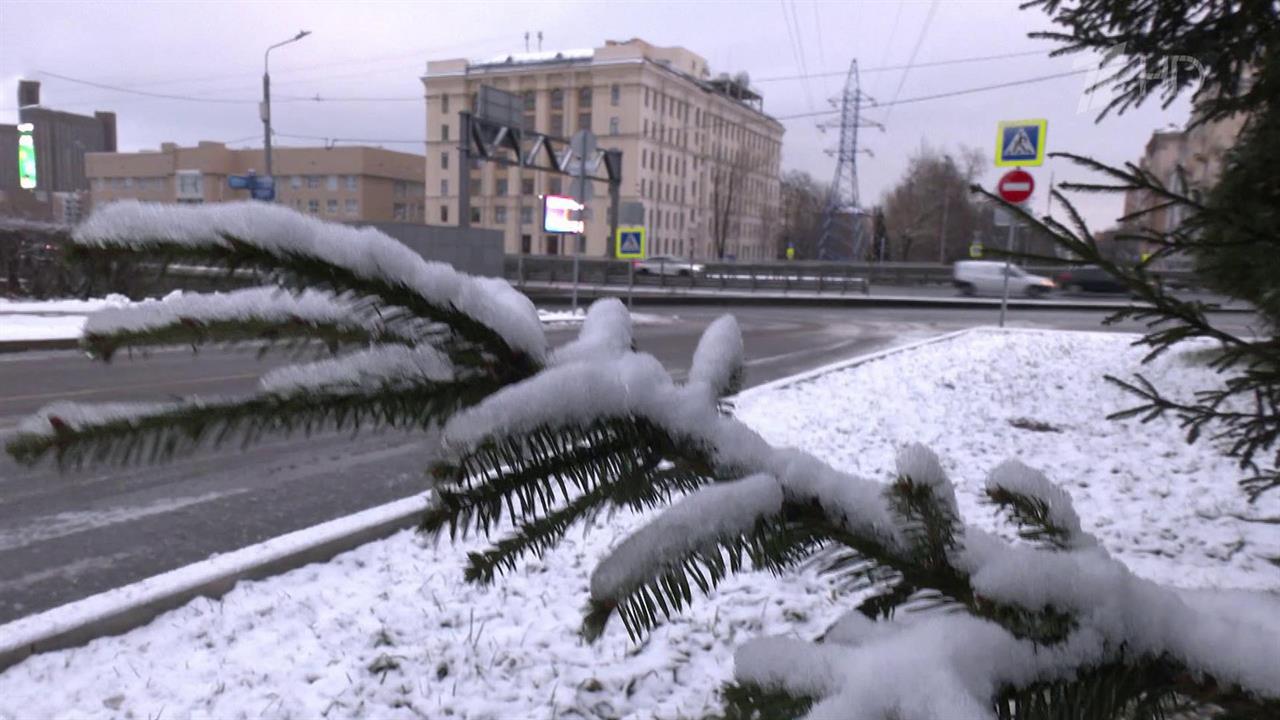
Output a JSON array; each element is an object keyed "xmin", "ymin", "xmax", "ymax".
[{"xmin": 996, "ymin": 169, "xmax": 1035, "ymax": 204}]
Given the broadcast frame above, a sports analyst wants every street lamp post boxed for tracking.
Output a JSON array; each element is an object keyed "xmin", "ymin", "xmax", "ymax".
[{"xmin": 262, "ymin": 30, "xmax": 311, "ymax": 190}]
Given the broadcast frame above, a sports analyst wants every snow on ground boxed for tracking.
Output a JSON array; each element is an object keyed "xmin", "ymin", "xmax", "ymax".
[
  {"xmin": 1, "ymin": 296, "xmax": 666, "ymax": 342},
  {"xmin": 0, "ymin": 328, "xmax": 1276, "ymax": 719},
  {"xmin": 736, "ymin": 328, "xmax": 1280, "ymax": 591}
]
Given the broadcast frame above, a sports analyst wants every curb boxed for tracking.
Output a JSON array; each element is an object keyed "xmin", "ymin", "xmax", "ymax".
[
  {"xmin": 0, "ymin": 495, "xmax": 430, "ymax": 672},
  {"xmin": 0, "ymin": 338, "xmax": 79, "ymax": 354},
  {"xmin": 734, "ymin": 327, "xmax": 979, "ymax": 400}
]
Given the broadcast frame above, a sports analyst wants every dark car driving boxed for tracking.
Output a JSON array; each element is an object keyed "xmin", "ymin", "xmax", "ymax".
[{"xmin": 1054, "ymin": 265, "xmax": 1128, "ymax": 293}]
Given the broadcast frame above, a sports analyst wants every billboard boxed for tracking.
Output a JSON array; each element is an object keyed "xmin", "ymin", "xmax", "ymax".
[
  {"xmin": 543, "ymin": 194, "xmax": 584, "ymax": 234},
  {"xmin": 17, "ymin": 123, "xmax": 36, "ymax": 189}
]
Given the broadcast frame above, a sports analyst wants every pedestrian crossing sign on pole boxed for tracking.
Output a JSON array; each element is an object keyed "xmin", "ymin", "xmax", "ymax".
[
  {"xmin": 615, "ymin": 226, "xmax": 646, "ymax": 259},
  {"xmin": 995, "ymin": 119, "xmax": 1047, "ymax": 167}
]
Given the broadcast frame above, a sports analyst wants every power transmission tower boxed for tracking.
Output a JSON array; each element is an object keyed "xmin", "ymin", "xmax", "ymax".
[{"xmin": 818, "ymin": 60, "xmax": 880, "ymax": 261}]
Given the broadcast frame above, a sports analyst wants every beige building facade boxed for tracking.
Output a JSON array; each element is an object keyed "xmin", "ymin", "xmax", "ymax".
[
  {"xmin": 423, "ymin": 38, "xmax": 784, "ymax": 259},
  {"xmin": 86, "ymin": 142, "xmax": 426, "ymax": 223},
  {"xmin": 1123, "ymin": 113, "xmax": 1247, "ymax": 234}
]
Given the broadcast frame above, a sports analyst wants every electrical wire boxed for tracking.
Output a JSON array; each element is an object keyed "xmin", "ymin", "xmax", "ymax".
[
  {"xmin": 753, "ymin": 49, "xmax": 1050, "ymax": 82},
  {"xmin": 778, "ymin": 0, "xmax": 816, "ymax": 113},
  {"xmin": 772, "ymin": 67, "xmax": 1091, "ymax": 120},
  {"xmin": 881, "ymin": 0, "xmax": 939, "ymax": 123},
  {"xmin": 273, "ymin": 132, "xmax": 423, "ymax": 146}
]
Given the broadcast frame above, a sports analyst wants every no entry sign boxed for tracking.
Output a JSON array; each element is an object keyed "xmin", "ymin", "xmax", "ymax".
[{"xmin": 996, "ymin": 169, "xmax": 1035, "ymax": 204}]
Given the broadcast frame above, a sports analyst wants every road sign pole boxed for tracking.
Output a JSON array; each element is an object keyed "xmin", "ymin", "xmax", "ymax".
[
  {"xmin": 571, "ymin": 157, "xmax": 582, "ymax": 314},
  {"xmin": 999, "ymin": 219, "xmax": 1016, "ymax": 328}
]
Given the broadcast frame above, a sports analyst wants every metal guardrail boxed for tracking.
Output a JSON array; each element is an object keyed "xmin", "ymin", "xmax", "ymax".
[{"xmin": 504, "ymin": 256, "xmax": 1202, "ymax": 295}]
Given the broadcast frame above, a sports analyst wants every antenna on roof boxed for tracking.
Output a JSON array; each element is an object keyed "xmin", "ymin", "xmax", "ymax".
[
  {"xmin": 537, "ymin": 31, "xmax": 543, "ymax": 51},
  {"xmin": 524, "ymin": 32, "xmax": 530, "ymax": 52}
]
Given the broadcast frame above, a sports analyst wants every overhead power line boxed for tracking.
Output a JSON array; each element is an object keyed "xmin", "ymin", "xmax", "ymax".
[
  {"xmin": 753, "ymin": 49, "xmax": 1050, "ymax": 83},
  {"xmin": 274, "ymin": 132, "xmax": 424, "ymax": 146},
  {"xmin": 772, "ymin": 67, "xmax": 1091, "ymax": 121},
  {"xmin": 36, "ymin": 71, "xmax": 259, "ymax": 104},
  {"xmin": 881, "ymin": 0, "xmax": 940, "ymax": 123}
]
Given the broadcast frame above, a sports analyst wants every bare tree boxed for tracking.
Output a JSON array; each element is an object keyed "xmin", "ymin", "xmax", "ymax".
[
  {"xmin": 882, "ymin": 144, "xmax": 987, "ymax": 262},
  {"xmin": 777, "ymin": 170, "xmax": 828, "ymax": 260},
  {"xmin": 709, "ymin": 147, "xmax": 770, "ymax": 260}
]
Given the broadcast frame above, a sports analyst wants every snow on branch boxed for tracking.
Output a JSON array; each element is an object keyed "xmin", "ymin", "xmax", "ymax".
[
  {"xmin": 549, "ymin": 298, "xmax": 633, "ymax": 366},
  {"xmin": 74, "ymin": 201, "xmax": 546, "ymax": 362},
  {"xmin": 260, "ymin": 344, "xmax": 455, "ymax": 395},
  {"xmin": 984, "ymin": 458, "xmax": 1095, "ymax": 550},
  {"xmin": 81, "ymin": 287, "xmax": 419, "ymax": 359},
  {"xmin": 589, "ymin": 473, "xmax": 783, "ymax": 603},
  {"xmin": 687, "ymin": 314, "xmax": 745, "ymax": 397}
]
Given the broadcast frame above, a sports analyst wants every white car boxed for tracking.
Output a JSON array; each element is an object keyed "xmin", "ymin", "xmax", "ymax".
[
  {"xmin": 632, "ymin": 255, "xmax": 706, "ymax": 277},
  {"xmin": 953, "ymin": 260, "xmax": 1055, "ymax": 298}
]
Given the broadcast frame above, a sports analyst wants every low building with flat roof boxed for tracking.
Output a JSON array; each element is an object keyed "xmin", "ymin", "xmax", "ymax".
[{"xmin": 86, "ymin": 142, "xmax": 425, "ymax": 223}]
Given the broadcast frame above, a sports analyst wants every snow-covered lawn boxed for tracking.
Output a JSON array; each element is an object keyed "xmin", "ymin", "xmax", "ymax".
[
  {"xmin": 0, "ymin": 328, "xmax": 1276, "ymax": 719},
  {"xmin": 0, "ymin": 295, "xmax": 665, "ymax": 342}
]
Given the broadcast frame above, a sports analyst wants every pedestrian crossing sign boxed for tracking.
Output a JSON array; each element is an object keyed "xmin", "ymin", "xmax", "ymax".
[
  {"xmin": 995, "ymin": 119, "xmax": 1047, "ymax": 167},
  {"xmin": 615, "ymin": 226, "xmax": 646, "ymax": 259}
]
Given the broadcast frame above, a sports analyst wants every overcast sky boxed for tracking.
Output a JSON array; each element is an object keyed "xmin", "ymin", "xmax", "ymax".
[{"xmin": 0, "ymin": 0, "xmax": 1193, "ymax": 230}]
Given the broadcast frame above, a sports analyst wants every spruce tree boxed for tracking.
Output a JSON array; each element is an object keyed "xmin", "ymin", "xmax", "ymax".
[
  {"xmin": 973, "ymin": 0, "xmax": 1280, "ymax": 499},
  {"xmin": 7, "ymin": 199, "xmax": 1278, "ymax": 719}
]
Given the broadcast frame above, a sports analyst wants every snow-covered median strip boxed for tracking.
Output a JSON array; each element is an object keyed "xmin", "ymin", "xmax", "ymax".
[{"xmin": 1, "ymin": 328, "xmax": 1277, "ymax": 719}]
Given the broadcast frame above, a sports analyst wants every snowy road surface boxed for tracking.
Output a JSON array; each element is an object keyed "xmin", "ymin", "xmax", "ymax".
[{"xmin": 0, "ymin": 304, "xmax": 1260, "ymax": 624}]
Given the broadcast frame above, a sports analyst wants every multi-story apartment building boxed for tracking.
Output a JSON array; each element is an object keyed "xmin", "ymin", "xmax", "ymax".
[
  {"xmin": 1122, "ymin": 111, "xmax": 1247, "ymax": 268},
  {"xmin": 424, "ymin": 38, "xmax": 784, "ymax": 259},
  {"xmin": 86, "ymin": 142, "xmax": 426, "ymax": 223}
]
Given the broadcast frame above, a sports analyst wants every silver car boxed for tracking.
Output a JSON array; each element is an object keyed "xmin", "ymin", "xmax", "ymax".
[{"xmin": 632, "ymin": 255, "xmax": 706, "ymax": 277}]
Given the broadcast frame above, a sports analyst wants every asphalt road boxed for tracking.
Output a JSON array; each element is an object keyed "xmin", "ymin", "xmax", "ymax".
[{"xmin": 0, "ymin": 304, "xmax": 1260, "ymax": 624}]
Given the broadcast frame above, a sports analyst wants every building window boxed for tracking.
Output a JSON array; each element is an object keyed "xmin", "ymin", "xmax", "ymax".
[
  {"xmin": 609, "ymin": 117, "xmax": 619, "ymax": 135},
  {"xmin": 176, "ymin": 170, "xmax": 203, "ymax": 198},
  {"xmin": 521, "ymin": 234, "xmax": 532, "ymax": 254},
  {"xmin": 442, "ymin": 124, "xmax": 449, "ymax": 142},
  {"xmin": 290, "ymin": 175, "xmax": 301, "ymax": 189},
  {"xmin": 644, "ymin": 87, "xmax": 650, "ymax": 107},
  {"xmin": 578, "ymin": 86, "xmax": 592, "ymax": 108},
  {"xmin": 550, "ymin": 88, "xmax": 563, "ymax": 110},
  {"xmin": 496, "ymin": 178, "xmax": 508, "ymax": 196},
  {"xmin": 345, "ymin": 199, "xmax": 358, "ymax": 216},
  {"xmin": 123, "ymin": 177, "xmax": 134, "ymax": 188},
  {"xmin": 394, "ymin": 202, "xmax": 407, "ymax": 220},
  {"xmin": 306, "ymin": 175, "xmax": 321, "ymax": 189},
  {"xmin": 441, "ymin": 151, "xmax": 449, "ymax": 169},
  {"xmin": 469, "ymin": 176, "xmax": 480, "ymax": 195},
  {"xmin": 495, "ymin": 206, "xmax": 507, "ymax": 224},
  {"xmin": 520, "ymin": 206, "xmax": 533, "ymax": 224},
  {"xmin": 327, "ymin": 199, "xmax": 338, "ymax": 214},
  {"xmin": 440, "ymin": 179, "xmax": 449, "ymax": 196},
  {"xmin": 327, "ymin": 175, "xmax": 338, "ymax": 191},
  {"xmin": 549, "ymin": 177, "xmax": 562, "ymax": 195},
  {"xmin": 470, "ymin": 207, "xmax": 481, "ymax": 223},
  {"xmin": 440, "ymin": 204, "xmax": 449, "ymax": 223},
  {"xmin": 546, "ymin": 235, "xmax": 559, "ymax": 255},
  {"xmin": 441, "ymin": 94, "xmax": 449, "ymax": 114},
  {"xmin": 550, "ymin": 114, "xmax": 563, "ymax": 137},
  {"xmin": 523, "ymin": 90, "xmax": 536, "ymax": 111},
  {"xmin": 308, "ymin": 199, "xmax": 319, "ymax": 214},
  {"xmin": 521, "ymin": 178, "xmax": 535, "ymax": 195},
  {"xmin": 610, "ymin": 83, "xmax": 620, "ymax": 106},
  {"xmin": 345, "ymin": 175, "xmax": 358, "ymax": 190},
  {"xmin": 395, "ymin": 180, "xmax": 409, "ymax": 198},
  {"xmin": 577, "ymin": 112, "xmax": 592, "ymax": 132}
]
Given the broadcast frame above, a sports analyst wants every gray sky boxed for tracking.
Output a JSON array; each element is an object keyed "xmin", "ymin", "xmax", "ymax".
[{"xmin": 0, "ymin": 0, "xmax": 1193, "ymax": 230}]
